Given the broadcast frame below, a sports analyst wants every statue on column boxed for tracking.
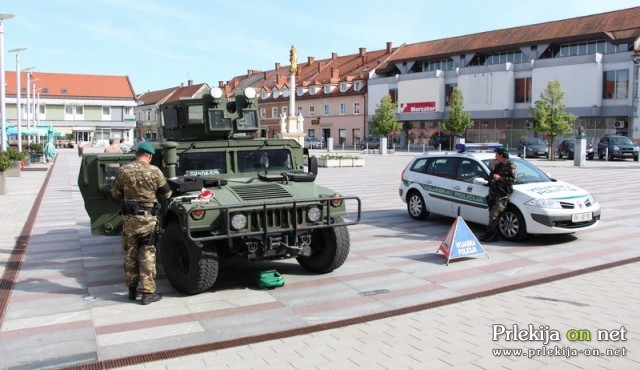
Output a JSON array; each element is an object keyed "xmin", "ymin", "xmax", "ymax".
[
  {"xmin": 280, "ymin": 113, "xmax": 287, "ymax": 134},
  {"xmin": 289, "ymin": 45, "xmax": 298, "ymax": 75},
  {"xmin": 297, "ymin": 113, "xmax": 303, "ymax": 132}
]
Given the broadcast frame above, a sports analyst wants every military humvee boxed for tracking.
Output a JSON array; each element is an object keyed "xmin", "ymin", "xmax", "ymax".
[{"xmin": 78, "ymin": 87, "xmax": 361, "ymax": 294}]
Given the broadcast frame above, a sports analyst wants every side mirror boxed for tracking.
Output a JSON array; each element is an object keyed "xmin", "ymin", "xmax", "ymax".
[{"xmin": 308, "ymin": 156, "xmax": 318, "ymax": 176}]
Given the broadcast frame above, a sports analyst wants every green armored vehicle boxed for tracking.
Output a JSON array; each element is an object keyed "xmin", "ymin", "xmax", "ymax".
[{"xmin": 78, "ymin": 87, "xmax": 361, "ymax": 294}]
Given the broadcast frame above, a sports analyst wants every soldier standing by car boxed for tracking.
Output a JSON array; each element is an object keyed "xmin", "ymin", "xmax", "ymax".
[
  {"xmin": 111, "ymin": 142, "xmax": 172, "ymax": 304},
  {"xmin": 480, "ymin": 147, "xmax": 516, "ymax": 242}
]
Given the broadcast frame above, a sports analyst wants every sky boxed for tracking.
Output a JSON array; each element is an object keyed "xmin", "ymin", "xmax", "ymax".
[{"xmin": 2, "ymin": 0, "xmax": 639, "ymax": 95}]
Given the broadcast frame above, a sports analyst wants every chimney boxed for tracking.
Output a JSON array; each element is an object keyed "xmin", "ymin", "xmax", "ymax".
[
  {"xmin": 331, "ymin": 68, "xmax": 340, "ymax": 79},
  {"xmin": 361, "ymin": 56, "xmax": 367, "ymax": 65},
  {"xmin": 359, "ymin": 47, "xmax": 366, "ymax": 57},
  {"xmin": 308, "ymin": 56, "xmax": 315, "ymax": 64},
  {"xmin": 275, "ymin": 62, "xmax": 281, "ymax": 70},
  {"xmin": 218, "ymin": 81, "xmax": 224, "ymax": 88},
  {"xmin": 332, "ymin": 52, "xmax": 338, "ymax": 60},
  {"xmin": 386, "ymin": 42, "xmax": 393, "ymax": 54},
  {"xmin": 180, "ymin": 82, "xmax": 184, "ymax": 87},
  {"xmin": 188, "ymin": 79, "xmax": 193, "ymax": 86},
  {"xmin": 263, "ymin": 72, "xmax": 268, "ymax": 80},
  {"xmin": 276, "ymin": 74, "xmax": 287, "ymax": 86},
  {"xmin": 247, "ymin": 69, "xmax": 253, "ymax": 76}
]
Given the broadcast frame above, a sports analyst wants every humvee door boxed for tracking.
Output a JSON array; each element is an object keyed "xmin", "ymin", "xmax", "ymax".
[{"xmin": 78, "ymin": 153, "xmax": 135, "ymax": 235}]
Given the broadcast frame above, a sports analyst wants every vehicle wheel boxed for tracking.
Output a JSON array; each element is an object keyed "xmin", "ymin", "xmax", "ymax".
[
  {"xmin": 297, "ymin": 217, "xmax": 350, "ymax": 273},
  {"xmin": 557, "ymin": 152, "xmax": 563, "ymax": 159},
  {"xmin": 598, "ymin": 151, "xmax": 604, "ymax": 160},
  {"xmin": 159, "ymin": 220, "xmax": 218, "ymax": 295},
  {"xmin": 406, "ymin": 190, "xmax": 429, "ymax": 220},
  {"xmin": 587, "ymin": 154, "xmax": 594, "ymax": 160},
  {"xmin": 499, "ymin": 205, "xmax": 527, "ymax": 242},
  {"xmin": 568, "ymin": 153, "xmax": 574, "ymax": 160},
  {"xmin": 360, "ymin": 144, "xmax": 365, "ymax": 150},
  {"xmin": 608, "ymin": 151, "xmax": 614, "ymax": 161},
  {"xmin": 635, "ymin": 156, "xmax": 639, "ymax": 162}
]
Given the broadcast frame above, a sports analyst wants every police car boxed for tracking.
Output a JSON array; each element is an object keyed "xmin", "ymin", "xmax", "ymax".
[{"xmin": 399, "ymin": 144, "xmax": 601, "ymax": 241}]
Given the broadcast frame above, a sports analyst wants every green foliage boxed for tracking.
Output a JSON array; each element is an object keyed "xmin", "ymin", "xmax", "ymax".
[
  {"xmin": 30, "ymin": 142, "xmax": 44, "ymax": 152},
  {"xmin": 0, "ymin": 151, "xmax": 11, "ymax": 172},
  {"xmin": 6, "ymin": 147, "xmax": 25, "ymax": 162},
  {"xmin": 529, "ymin": 80, "xmax": 577, "ymax": 161},
  {"xmin": 441, "ymin": 88, "xmax": 473, "ymax": 148},
  {"xmin": 370, "ymin": 95, "xmax": 401, "ymax": 137}
]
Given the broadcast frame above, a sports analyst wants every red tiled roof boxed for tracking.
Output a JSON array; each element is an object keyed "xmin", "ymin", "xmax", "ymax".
[
  {"xmin": 163, "ymin": 83, "xmax": 209, "ymax": 104},
  {"xmin": 384, "ymin": 6, "xmax": 640, "ymax": 66},
  {"xmin": 137, "ymin": 87, "xmax": 179, "ymax": 105},
  {"xmin": 5, "ymin": 71, "xmax": 135, "ymax": 99},
  {"xmin": 226, "ymin": 43, "xmax": 400, "ymax": 97}
]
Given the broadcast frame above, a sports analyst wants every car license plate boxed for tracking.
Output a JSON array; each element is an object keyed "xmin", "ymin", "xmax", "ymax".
[
  {"xmin": 536, "ymin": 151, "xmax": 545, "ymax": 155},
  {"xmin": 572, "ymin": 212, "xmax": 592, "ymax": 222}
]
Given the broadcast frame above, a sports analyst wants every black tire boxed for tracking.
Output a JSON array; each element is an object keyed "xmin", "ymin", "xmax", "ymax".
[
  {"xmin": 568, "ymin": 153, "xmax": 574, "ymax": 160},
  {"xmin": 598, "ymin": 150, "xmax": 604, "ymax": 160},
  {"xmin": 499, "ymin": 205, "xmax": 527, "ymax": 242},
  {"xmin": 608, "ymin": 151, "xmax": 614, "ymax": 161},
  {"xmin": 557, "ymin": 152, "xmax": 563, "ymax": 159},
  {"xmin": 297, "ymin": 217, "xmax": 350, "ymax": 273},
  {"xmin": 587, "ymin": 154, "xmax": 594, "ymax": 160},
  {"xmin": 406, "ymin": 190, "xmax": 429, "ymax": 220},
  {"xmin": 159, "ymin": 220, "xmax": 218, "ymax": 295}
]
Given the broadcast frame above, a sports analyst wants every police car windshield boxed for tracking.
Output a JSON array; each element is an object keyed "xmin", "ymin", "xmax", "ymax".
[
  {"xmin": 482, "ymin": 157, "xmax": 552, "ymax": 184},
  {"xmin": 177, "ymin": 152, "xmax": 227, "ymax": 176}
]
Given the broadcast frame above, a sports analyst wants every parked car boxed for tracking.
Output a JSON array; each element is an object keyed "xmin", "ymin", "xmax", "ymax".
[
  {"xmin": 399, "ymin": 147, "xmax": 601, "ymax": 241},
  {"xmin": 360, "ymin": 136, "xmax": 380, "ymax": 149},
  {"xmin": 557, "ymin": 139, "xmax": 594, "ymax": 160},
  {"xmin": 517, "ymin": 138, "xmax": 548, "ymax": 158},
  {"xmin": 304, "ymin": 136, "xmax": 324, "ymax": 149},
  {"xmin": 597, "ymin": 135, "xmax": 639, "ymax": 161}
]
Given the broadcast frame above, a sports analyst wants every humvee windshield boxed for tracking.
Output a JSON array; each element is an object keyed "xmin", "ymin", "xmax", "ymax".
[
  {"xmin": 238, "ymin": 149, "xmax": 292, "ymax": 172},
  {"xmin": 177, "ymin": 152, "xmax": 227, "ymax": 176}
]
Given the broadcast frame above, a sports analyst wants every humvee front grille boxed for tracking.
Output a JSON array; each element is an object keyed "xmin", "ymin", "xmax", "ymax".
[
  {"xmin": 184, "ymin": 196, "xmax": 362, "ymax": 242},
  {"xmin": 231, "ymin": 184, "xmax": 292, "ymax": 201}
]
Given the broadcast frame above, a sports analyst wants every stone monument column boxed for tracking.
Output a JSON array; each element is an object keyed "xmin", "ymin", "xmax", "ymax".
[{"xmin": 282, "ymin": 45, "xmax": 305, "ymax": 146}]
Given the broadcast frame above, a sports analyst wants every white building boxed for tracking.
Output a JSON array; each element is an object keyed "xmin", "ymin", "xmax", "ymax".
[{"xmin": 368, "ymin": 7, "xmax": 640, "ymax": 148}]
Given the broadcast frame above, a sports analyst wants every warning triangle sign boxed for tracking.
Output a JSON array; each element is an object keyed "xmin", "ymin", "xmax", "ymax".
[{"xmin": 436, "ymin": 216, "xmax": 489, "ymax": 265}]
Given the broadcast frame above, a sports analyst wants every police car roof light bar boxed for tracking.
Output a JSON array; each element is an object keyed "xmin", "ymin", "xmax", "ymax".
[{"xmin": 456, "ymin": 143, "xmax": 503, "ymax": 153}]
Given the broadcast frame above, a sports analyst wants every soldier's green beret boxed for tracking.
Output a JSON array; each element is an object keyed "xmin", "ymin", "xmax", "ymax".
[
  {"xmin": 494, "ymin": 146, "xmax": 509, "ymax": 157},
  {"xmin": 137, "ymin": 142, "xmax": 155, "ymax": 155}
]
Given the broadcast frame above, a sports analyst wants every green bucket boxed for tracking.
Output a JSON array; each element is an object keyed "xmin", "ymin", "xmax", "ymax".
[{"xmin": 255, "ymin": 270, "xmax": 285, "ymax": 289}]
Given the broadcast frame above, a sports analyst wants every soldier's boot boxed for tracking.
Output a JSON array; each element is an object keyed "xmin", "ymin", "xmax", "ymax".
[
  {"xmin": 141, "ymin": 293, "xmax": 162, "ymax": 305},
  {"xmin": 128, "ymin": 287, "xmax": 137, "ymax": 301}
]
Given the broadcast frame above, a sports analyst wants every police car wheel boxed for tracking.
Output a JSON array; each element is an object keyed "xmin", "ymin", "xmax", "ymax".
[
  {"xmin": 499, "ymin": 206, "xmax": 527, "ymax": 242},
  {"xmin": 297, "ymin": 217, "xmax": 350, "ymax": 273},
  {"xmin": 159, "ymin": 220, "xmax": 219, "ymax": 295},
  {"xmin": 407, "ymin": 191, "xmax": 429, "ymax": 220}
]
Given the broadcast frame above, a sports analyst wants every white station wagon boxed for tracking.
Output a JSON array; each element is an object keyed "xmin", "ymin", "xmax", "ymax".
[{"xmin": 399, "ymin": 146, "xmax": 601, "ymax": 241}]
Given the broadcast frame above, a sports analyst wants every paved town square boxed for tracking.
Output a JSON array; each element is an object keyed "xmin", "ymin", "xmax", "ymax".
[{"xmin": 0, "ymin": 149, "xmax": 638, "ymax": 369}]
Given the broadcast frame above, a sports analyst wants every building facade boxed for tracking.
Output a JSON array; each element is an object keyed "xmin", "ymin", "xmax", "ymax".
[
  {"xmin": 219, "ymin": 44, "xmax": 400, "ymax": 146},
  {"xmin": 368, "ymin": 7, "xmax": 640, "ymax": 148},
  {"xmin": 5, "ymin": 71, "xmax": 136, "ymax": 147}
]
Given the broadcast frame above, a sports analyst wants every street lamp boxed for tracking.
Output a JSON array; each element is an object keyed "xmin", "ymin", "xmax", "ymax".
[
  {"xmin": 0, "ymin": 13, "xmax": 15, "ymax": 152},
  {"xmin": 9, "ymin": 47, "xmax": 27, "ymax": 152},
  {"xmin": 23, "ymin": 67, "xmax": 34, "ymax": 147}
]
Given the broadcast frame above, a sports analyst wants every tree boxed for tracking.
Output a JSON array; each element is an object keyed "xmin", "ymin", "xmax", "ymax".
[
  {"xmin": 370, "ymin": 95, "xmax": 401, "ymax": 139},
  {"xmin": 529, "ymin": 80, "xmax": 577, "ymax": 161},
  {"xmin": 441, "ymin": 88, "xmax": 473, "ymax": 149}
]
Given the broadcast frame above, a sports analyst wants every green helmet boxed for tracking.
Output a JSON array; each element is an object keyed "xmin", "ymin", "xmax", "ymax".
[{"xmin": 137, "ymin": 142, "xmax": 155, "ymax": 155}]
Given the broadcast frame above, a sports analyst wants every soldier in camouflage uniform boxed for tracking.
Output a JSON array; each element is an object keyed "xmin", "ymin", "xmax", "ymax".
[
  {"xmin": 111, "ymin": 142, "xmax": 172, "ymax": 305},
  {"xmin": 480, "ymin": 147, "xmax": 516, "ymax": 242}
]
